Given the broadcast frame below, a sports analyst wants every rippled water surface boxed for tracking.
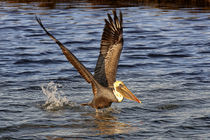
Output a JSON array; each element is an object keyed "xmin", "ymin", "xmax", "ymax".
[{"xmin": 0, "ymin": 1, "xmax": 210, "ymax": 139}]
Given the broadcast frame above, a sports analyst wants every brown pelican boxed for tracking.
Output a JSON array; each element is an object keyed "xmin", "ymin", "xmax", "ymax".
[{"xmin": 36, "ymin": 10, "xmax": 141, "ymax": 109}]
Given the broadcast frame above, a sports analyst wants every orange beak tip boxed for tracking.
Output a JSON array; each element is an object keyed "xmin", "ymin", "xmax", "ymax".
[{"xmin": 136, "ymin": 99, "xmax": 142, "ymax": 103}]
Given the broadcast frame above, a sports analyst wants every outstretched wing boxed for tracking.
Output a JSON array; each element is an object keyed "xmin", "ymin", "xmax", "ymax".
[
  {"xmin": 94, "ymin": 10, "xmax": 123, "ymax": 88},
  {"xmin": 36, "ymin": 17, "xmax": 98, "ymax": 95}
]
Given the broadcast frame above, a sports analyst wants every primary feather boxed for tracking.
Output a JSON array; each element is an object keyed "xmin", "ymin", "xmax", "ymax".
[{"xmin": 94, "ymin": 10, "xmax": 123, "ymax": 88}]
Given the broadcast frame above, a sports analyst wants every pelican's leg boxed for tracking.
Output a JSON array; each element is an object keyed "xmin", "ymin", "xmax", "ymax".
[{"xmin": 80, "ymin": 103, "xmax": 89, "ymax": 106}]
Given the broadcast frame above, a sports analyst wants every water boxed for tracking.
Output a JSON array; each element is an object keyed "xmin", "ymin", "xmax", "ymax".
[
  {"xmin": 0, "ymin": 1, "xmax": 210, "ymax": 139},
  {"xmin": 41, "ymin": 81, "xmax": 70, "ymax": 111}
]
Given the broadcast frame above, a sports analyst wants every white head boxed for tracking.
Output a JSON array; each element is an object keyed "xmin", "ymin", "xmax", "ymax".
[
  {"xmin": 113, "ymin": 81, "xmax": 141, "ymax": 103},
  {"xmin": 113, "ymin": 81, "xmax": 124, "ymax": 102}
]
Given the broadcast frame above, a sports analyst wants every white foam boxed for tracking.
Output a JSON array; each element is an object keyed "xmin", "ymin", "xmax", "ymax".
[{"xmin": 41, "ymin": 81, "xmax": 69, "ymax": 110}]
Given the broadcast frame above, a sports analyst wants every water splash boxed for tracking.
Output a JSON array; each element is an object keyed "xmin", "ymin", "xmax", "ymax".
[
  {"xmin": 41, "ymin": 81, "xmax": 71, "ymax": 111},
  {"xmin": 40, "ymin": 82, "xmax": 122, "ymax": 113}
]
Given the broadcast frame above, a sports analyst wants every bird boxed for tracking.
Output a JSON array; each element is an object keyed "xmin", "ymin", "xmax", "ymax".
[{"xmin": 36, "ymin": 10, "xmax": 141, "ymax": 110}]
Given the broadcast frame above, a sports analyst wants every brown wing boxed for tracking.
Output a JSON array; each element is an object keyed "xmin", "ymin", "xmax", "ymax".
[
  {"xmin": 94, "ymin": 10, "xmax": 123, "ymax": 88},
  {"xmin": 36, "ymin": 17, "xmax": 98, "ymax": 95}
]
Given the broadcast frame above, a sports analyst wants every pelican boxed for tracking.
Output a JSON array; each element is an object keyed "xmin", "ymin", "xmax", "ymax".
[{"xmin": 36, "ymin": 10, "xmax": 141, "ymax": 109}]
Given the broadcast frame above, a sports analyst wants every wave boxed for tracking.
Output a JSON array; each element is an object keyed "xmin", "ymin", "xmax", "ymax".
[
  {"xmin": 148, "ymin": 53, "xmax": 191, "ymax": 58},
  {"xmin": 14, "ymin": 59, "xmax": 65, "ymax": 65}
]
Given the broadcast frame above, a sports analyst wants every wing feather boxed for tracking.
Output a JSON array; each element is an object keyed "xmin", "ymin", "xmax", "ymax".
[
  {"xmin": 36, "ymin": 17, "xmax": 97, "ymax": 95},
  {"xmin": 94, "ymin": 10, "xmax": 123, "ymax": 88}
]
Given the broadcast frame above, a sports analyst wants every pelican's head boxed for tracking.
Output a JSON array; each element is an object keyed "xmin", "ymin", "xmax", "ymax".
[{"xmin": 113, "ymin": 81, "xmax": 141, "ymax": 103}]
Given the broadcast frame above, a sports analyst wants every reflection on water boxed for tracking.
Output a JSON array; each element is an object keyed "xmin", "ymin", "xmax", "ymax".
[
  {"xmin": 2, "ymin": 0, "xmax": 210, "ymax": 10},
  {"xmin": 82, "ymin": 110, "xmax": 139, "ymax": 136},
  {"xmin": 88, "ymin": 0, "xmax": 210, "ymax": 9}
]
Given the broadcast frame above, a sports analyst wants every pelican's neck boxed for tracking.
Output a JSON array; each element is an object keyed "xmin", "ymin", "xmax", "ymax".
[{"xmin": 113, "ymin": 88, "xmax": 123, "ymax": 102}]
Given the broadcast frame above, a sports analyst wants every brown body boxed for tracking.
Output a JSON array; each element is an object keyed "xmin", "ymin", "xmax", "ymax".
[
  {"xmin": 89, "ymin": 85, "xmax": 116, "ymax": 109},
  {"xmin": 36, "ymin": 10, "xmax": 141, "ymax": 109}
]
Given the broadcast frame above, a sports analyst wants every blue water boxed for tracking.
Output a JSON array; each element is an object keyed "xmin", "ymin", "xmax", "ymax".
[{"xmin": 0, "ymin": 1, "xmax": 210, "ymax": 139}]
